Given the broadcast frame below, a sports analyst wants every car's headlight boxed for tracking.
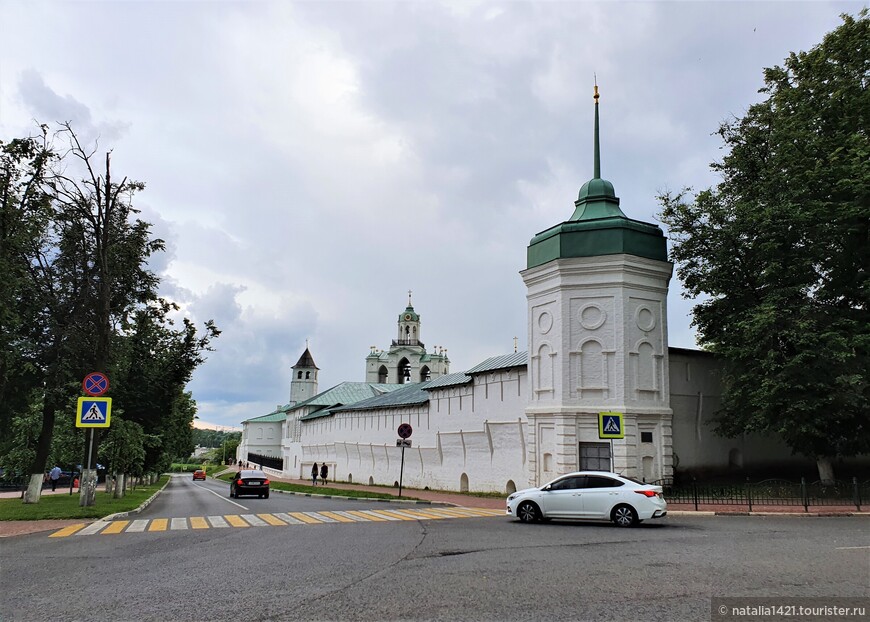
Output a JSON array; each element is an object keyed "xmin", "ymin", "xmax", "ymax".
[{"xmin": 507, "ymin": 494, "xmax": 518, "ymax": 502}]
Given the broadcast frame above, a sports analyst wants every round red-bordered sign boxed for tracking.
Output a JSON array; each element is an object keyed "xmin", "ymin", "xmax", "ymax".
[
  {"xmin": 397, "ymin": 423, "xmax": 413, "ymax": 439},
  {"xmin": 82, "ymin": 372, "xmax": 110, "ymax": 397}
]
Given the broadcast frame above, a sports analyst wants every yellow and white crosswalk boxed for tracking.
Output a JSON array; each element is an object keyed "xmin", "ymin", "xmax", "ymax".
[{"xmin": 49, "ymin": 506, "xmax": 504, "ymax": 537}]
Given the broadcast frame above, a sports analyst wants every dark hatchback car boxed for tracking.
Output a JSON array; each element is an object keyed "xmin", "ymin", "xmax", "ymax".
[{"xmin": 230, "ymin": 470, "xmax": 270, "ymax": 498}]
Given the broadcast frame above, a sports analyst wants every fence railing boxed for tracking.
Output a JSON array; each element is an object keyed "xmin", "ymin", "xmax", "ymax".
[
  {"xmin": 650, "ymin": 477, "xmax": 869, "ymax": 511},
  {"xmin": 247, "ymin": 453, "xmax": 283, "ymax": 471}
]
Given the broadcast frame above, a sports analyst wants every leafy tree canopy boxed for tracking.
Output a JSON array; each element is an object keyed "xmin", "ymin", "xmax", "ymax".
[{"xmin": 658, "ymin": 10, "xmax": 869, "ymax": 479}]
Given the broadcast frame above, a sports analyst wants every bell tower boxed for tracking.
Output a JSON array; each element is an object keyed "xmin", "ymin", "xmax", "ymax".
[
  {"xmin": 290, "ymin": 345, "xmax": 319, "ymax": 406},
  {"xmin": 520, "ymin": 84, "xmax": 674, "ymax": 485},
  {"xmin": 397, "ymin": 290, "xmax": 421, "ymax": 346}
]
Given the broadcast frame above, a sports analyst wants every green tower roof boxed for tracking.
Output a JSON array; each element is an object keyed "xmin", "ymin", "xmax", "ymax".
[
  {"xmin": 398, "ymin": 291, "xmax": 419, "ymax": 322},
  {"xmin": 527, "ymin": 84, "xmax": 666, "ymax": 269}
]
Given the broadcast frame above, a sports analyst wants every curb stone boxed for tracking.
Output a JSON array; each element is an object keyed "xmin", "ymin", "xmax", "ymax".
[
  {"xmin": 100, "ymin": 477, "xmax": 172, "ymax": 522},
  {"xmin": 273, "ymin": 488, "xmax": 434, "ymax": 505}
]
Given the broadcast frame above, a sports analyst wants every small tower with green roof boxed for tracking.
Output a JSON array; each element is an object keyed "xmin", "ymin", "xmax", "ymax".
[{"xmin": 520, "ymin": 84, "xmax": 674, "ymax": 485}]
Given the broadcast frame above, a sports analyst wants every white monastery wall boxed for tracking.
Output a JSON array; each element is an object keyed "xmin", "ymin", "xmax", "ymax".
[{"xmin": 289, "ymin": 368, "xmax": 530, "ymax": 493}]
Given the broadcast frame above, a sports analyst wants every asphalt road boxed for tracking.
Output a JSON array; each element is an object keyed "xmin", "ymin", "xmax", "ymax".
[{"xmin": 1, "ymin": 475, "xmax": 868, "ymax": 622}]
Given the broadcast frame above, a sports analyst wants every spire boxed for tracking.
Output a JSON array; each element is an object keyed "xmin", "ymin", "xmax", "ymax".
[
  {"xmin": 292, "ymin": 347, "xmax": 319, "ymax": 370},
  {"xmin": 568, "ymin": 80, "xmax": 626, "ymax": 221},
  {"xmin": 593, "ymin": 77, "xmax": 601, "ymax": 179}
]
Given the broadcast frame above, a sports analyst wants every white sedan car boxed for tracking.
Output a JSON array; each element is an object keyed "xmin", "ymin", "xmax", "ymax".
[{"xmin": 506, "ymin": 471, "xmax": 667, "ymax": 527}]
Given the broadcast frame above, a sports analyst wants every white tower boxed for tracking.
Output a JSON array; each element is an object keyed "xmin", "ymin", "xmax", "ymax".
[
  {"xmin": 289, "ymin": 346, "xmax": 319, "ymax": 406},
  {"xmin": 520, "ymin": 85, "xmax": 674, "ymax": 485}
]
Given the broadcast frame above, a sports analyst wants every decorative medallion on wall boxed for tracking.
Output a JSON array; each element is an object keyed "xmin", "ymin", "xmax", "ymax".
[
  {"xmin": 635, "ymin": 306, "xmax": 656, "ymax": 332},
  {"xmin": 579, "ymin": 304, "xmax": 606, "ymax": 330},
  {"xmin": 538, "ymin": 311, "xmax": 553, "ymax": 334}
]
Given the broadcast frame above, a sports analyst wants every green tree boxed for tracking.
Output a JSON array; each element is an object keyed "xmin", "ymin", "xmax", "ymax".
[
  {"xmin": 659, "ymin": 11, "xmax": 869, "ymax": 482},
  {"xmin": 0, "ymin": 130, "xmax": 55, "ymax": 461}
]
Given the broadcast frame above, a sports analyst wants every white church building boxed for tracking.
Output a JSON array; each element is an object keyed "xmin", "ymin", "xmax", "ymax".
[{"xmin": 238, "ymin": 90, "xmax": 813, "ymax": 492}]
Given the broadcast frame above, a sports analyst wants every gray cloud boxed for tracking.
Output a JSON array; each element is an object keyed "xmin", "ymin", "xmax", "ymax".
[{"xmin": 0, "ymin": 1, "xmax": 856, "ymax": 428}]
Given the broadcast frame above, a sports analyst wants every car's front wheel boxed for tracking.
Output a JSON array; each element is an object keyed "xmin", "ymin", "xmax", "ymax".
[
  {"xmin": 611, "ymin": 504, "xmax": 638, "ymax": 527},
  {"xmin": 517, "ymin": 501, "xmax": 540, "ymax": 523}
]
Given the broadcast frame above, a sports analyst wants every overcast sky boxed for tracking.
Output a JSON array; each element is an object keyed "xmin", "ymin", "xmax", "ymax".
[{"xmin": 1, "ymin": 1, "xmax": 861, "ymax": 429}]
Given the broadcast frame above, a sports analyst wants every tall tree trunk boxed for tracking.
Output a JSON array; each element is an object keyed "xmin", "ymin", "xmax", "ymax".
[
  {"xmin": 816, "ymin": 457, "xmax": 835, "ymax": 484},
  {"xmin": 23, "ymin": 374, "xmax": 61, "ymax": 504}
]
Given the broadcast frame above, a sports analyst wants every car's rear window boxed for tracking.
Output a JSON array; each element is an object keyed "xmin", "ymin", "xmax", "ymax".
[{"xmin": 241, "ymin": 470, "xmax": 266, "ymax": 478}]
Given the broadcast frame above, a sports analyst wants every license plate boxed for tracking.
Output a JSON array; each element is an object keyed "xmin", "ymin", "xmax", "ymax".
[{"xmin": 247, "ymin": 481, "xmax": 260, "ymax": 485}]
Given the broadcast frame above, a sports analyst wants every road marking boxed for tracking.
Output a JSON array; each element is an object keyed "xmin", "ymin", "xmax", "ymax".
[
  {"xmin": 77, "ymin": 522, "xmax": 109, "ymax": 535},
  {"xmin": 405, "ymin": 509, "xmax": 449, "ymax": 520},
  {"xmin": 318, "ymin": 511, "xmax": 357, "ymax": 523},
  {"xmin": 102, "ymin": 520, "xmax": 129, "ymax": 534},
  {"xmin": 344, "ymin": 510, "xmax": 388, "ymax": 521},
  {"xmin": 224, "ymin": 515, "xmax": 249, "ymax": 527},
  {"xmin": 190, "ymin": 517, "xmax": 209, "ymax": 529},
  {"xmin": 47, "ymin": 507, "xmax": 504, "ymax": 537},
  {"xmin": 241, "ymin": 514, "xmax": 267, "ymax": 527},
  {"xmin": 303, "ymin": 512, "xmax": 338, "ymax": 523},
  {"xmin": 368, "ymin": 509, "xmax": 417, "ymax": 521},
  {"xmin": 331, "ymin": 510, "xmax": 369, "ymax": 522},
  {"xmin": 198, "ymin": 484, "xmax": 248, "ymax": 511},
  {"xmin": 352, "ymin": 510, "xmax": 397, "ymax": 521},
  {"xmin": 289, "ymin": 512, "xmax": 323, "ymax": 524},
  {"xmin": 836, "ymin": 546, "xmax": 870, "ymax": 550},
  {"xmin": 257, "ymin": 513, "xmax": 286, "ymax": 526},
  {"xmin": 49, "ymin": 524, "xmax": 86, "ymax": 537}
]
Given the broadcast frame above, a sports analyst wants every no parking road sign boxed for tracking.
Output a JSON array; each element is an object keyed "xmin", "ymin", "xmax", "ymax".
[
  {"xmin": 82, "ymin": 372, "xmax": 109, "ymax": 397},
  {"xmin": 76, "ymin": 397, "xmax": 112, "ymax": 428}
]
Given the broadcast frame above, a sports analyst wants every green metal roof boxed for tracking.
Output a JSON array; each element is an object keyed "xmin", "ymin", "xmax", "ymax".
[
  {"xmin": 423, "ymin": 372, "xmax": 472, "ymax": 389},
  {"xmin": 399, "ymin": 304, "xmax": 419, "ymax": 322},
  {"xmin": 465, "ymin": 351, "xmax": 528, "ymax": 375},
  {"xmin": 337, "ymin": 382, "xmax": 431, "ymax": 412},
  {"xmin": 292, "ymin": 382, "xmax": 405, "ymax": 421},
  {"xmin": 242, "ymin": 411, "xmax": 286, "ymax": 424},
  {"xmin": 527, "ymin": 86, "xmax": 667, "ymax": 269}
]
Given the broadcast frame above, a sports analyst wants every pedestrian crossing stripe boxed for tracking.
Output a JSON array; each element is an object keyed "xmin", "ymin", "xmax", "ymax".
[{"xmin": 47, "ymin": 507, "xmax": 504, "ymax": 537}]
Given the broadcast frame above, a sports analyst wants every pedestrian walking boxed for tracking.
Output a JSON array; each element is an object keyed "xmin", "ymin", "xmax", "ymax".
[
  {"xmin": 48, "ymin": 465, "xmax": 62, "ymax": 492},
  {"xmin": 311, "ymin": 462, "xmax": 319, "ymax": 486},
  {"xmin": 320, "ymin": 463, "xmax": 329, "ymax": 486}
]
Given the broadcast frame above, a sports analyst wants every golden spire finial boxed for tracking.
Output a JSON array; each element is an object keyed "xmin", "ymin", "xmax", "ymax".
[{"xmin": 593, "ymin": 73, "xmax": 599, "ymax": 103}]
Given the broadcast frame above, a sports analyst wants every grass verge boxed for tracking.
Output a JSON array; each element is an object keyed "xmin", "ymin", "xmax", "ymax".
[{"xmin": 0, "ymin": 476, "xmax": 169, "ymax": 521}]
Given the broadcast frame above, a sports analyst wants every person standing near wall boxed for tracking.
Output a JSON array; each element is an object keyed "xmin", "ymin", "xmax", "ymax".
[
  {"xmin": 311, "ymin": 462, "xmax": 319, "ymax": 486},
  {"xmin": 320, "ymin": 463, "xmax": 328, "ymax": 486}
]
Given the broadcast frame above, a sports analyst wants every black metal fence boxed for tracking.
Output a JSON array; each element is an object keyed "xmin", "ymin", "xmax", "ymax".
[
  {"xmin": 247, "ymin": 453, "xmax": 283, "ymax": 471},
  {"xmin": 651, "ymin": 477, "xmax": 869, "ymax": 511}
]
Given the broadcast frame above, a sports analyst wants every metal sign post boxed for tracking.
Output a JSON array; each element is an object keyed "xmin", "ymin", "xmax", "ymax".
[
  {"xmin": 396, "ymin": 424, "xmax": 413, "ymax": 498},
  {"xmin": 78, "ymin": 373, "xmax": 111, "ymax": 507}
]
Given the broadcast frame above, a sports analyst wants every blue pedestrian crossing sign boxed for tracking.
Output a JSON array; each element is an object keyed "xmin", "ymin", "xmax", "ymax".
[
  {"xmin": 598, "ymin": 412, "xmax": 624, "ymax": 439},
  {"xmin": 76, "ymin": 397, "xmax": 112, "ymax": 428}
]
